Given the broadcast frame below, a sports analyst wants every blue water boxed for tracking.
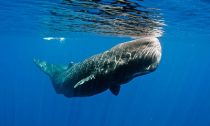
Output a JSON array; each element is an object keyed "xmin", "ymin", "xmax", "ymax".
[{"xmin": 0, "ymin": 0, "xmax": 210, "ymax": 126}]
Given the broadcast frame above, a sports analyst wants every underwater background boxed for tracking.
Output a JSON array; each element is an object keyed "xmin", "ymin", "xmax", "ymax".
[{"xmin": 0, "ymin": 0, "xmax": 210, "ymax": 126}]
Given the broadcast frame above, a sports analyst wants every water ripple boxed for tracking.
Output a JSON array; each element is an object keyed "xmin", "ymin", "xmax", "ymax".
[
  {"xmin": 0, "ymin": 0, "xmax": 164, "ymax": 37},
  {"xmin": 41, "ymin": 0, "xmax": 164, "ymax": 38},
  {"xmin": 1, "ymin": 0, "xmax": 209, "ymax": 37}
]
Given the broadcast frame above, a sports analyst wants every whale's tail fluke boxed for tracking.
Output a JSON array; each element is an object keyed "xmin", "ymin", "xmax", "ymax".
[
  {"xmin": 33, "ymin": 59, "xmax": 66, "ymax": 79},
  {"xmin": 34, "ymin": 59, "xmax": 68, "ymax": 94}
]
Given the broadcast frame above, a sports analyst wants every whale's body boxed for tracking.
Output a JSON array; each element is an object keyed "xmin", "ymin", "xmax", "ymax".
[{"xmin": 34, "ymin": 37, "xmax": 161, "ymax": 97}]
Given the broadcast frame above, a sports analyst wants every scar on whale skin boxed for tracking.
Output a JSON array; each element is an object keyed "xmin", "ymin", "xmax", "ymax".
[{"xmin": 34, "ymin": 37, "xmax": 161, "ymax": 98}]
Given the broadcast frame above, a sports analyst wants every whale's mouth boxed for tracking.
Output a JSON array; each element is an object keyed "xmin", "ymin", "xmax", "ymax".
[{"xmin": 132, "ymin": 71, "xmax": 151, "ymax": 78}]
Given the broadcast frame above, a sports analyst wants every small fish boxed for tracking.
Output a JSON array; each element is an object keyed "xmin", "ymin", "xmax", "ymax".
[{"xmin": 43, "ymin": 37, "xmax": 65, "ymax": 43}]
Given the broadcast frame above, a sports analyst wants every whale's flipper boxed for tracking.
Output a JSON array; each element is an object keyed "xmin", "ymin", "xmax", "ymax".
[
  {"xmin": 74, "ymin": 74, "xmax": 95, "ymax": 88},
  {"xmin": 33, "ymin": 59, "xmax": 66, "ymax": 79},
  {"xmin": 110, "ymin": 85, "xmax": 120, "ymax": 96}
]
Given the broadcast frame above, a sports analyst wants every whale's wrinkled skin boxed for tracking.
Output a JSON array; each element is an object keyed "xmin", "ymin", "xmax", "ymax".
[{"xmin": 34, "ymin": 37, "xmax": 161, "ymax": 97}]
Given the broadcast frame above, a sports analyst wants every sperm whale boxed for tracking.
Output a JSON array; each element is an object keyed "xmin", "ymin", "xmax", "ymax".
[{"xmin": 34, "ymin": 37, "xmax": 161, "ymax": 97}]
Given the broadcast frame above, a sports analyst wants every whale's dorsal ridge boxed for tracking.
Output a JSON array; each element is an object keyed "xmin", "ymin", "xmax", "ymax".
[
  {"xmin": 110, "ymin": 85, "xmax": 120, "ymax": 96},
  {"xmin": 74, "ymin": 74, "xmax": 95, "ymax": 88}
]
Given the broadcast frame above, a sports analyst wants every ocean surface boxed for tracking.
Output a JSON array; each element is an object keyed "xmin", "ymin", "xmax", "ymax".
[{"xmin": 0, "ymin": 0, "xmax": 210, "ymax": 126}]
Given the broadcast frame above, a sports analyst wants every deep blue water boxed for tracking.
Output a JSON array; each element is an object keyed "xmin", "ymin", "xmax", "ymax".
[{"xmin": 0, "ymin": 0, "xmax": 210, "ymax": 126}]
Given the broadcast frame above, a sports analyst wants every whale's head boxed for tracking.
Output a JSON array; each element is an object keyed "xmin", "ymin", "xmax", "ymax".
[
  {"xmin": 119, "ymin": 37, "xmax": 162, "ymax": 77},
  {"xmin": 133, "ymin": 37, "xmax": 161, "ymax": 77}
]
